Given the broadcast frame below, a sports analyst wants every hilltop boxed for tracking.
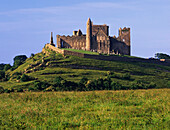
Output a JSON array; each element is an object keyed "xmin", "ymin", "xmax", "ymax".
[{"xmin": 0, "ymin": 46, "xmax": 170, "ymax": 91}]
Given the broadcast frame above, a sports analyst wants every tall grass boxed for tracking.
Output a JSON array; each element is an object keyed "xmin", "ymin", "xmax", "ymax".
[{"xmin": 0, "ymin": 89, "xmax": 169, "ymax": 129}]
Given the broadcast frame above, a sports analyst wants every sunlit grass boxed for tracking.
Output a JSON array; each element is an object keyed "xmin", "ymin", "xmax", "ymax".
[
  {"xmin": 0, "ymin": 89, "xmax": 169, "ymax": 129},
  {"xmin": 62, "ymin": 48, "xmax": 99, "ymax": 55}
]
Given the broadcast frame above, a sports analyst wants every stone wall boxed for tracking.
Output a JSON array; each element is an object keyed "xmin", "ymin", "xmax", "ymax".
[
  {"xmin": 44, "ymin": 44, "xmax": 64, "ymax": 54},
  {"xmin": 44, "ymin": 44, "xmax": 170, "ymax": 66},
  {"xmin": 57, "ymin": 35, "xmax": 86, "ymax": 50},
  {"xmin": 110, "ymin": 37, "xmax": 130, "ymax": 55}
]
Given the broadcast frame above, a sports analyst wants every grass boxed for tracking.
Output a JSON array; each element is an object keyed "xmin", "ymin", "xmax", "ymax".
[
  {"xmin": 61, "ymin": 48, "xmax": 99, "ymax": 55},
  {"xmin": 61, "ymin": 48, "xmax": 142, "ymax": 58},
  {"xmin": 0, "ymin": 48, "xmax": 170, "ymax": 89},
  {"xmin": 0, "ymin": 89, "xmax": 169, "ymax": 129}
]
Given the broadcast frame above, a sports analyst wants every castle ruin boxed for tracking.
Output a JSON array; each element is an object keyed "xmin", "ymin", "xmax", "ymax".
[{"xmin": 54, "ymin": 18, "xmax": 130, "ymax": 55}]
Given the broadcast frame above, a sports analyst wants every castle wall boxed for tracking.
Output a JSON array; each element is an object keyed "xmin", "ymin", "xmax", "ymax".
[
  {"xmin": 57, "ymin": 35, "xmax": 86, "ymax": 50},
  {"xmin": 44, "ymin": 44, "xmax": 170, "ymax": 66},
  {"xmin": 110, "ymin": 38, "xmax": 130, "ymax": 55},
  {"xmin": 56, "ymin": 19, "xmax": 131, "ymax": 55},
  {"xmin": 92, "ymin": 25, "xmax": 109, "ymax": 36},
  {"xmin": 44, "ymin": 44, "xmax": 64, "ymax": 54}
]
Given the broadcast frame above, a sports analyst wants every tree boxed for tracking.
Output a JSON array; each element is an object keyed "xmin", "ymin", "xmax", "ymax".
[
  {"xmin": 30, "ymin": 53, "xmax": 34, "ymax": 58},
  {"xmin": 79, "ymin": 77, "xmax": 88, "ymax": 85},
  {"xmin": 0, "ymin": 70, "xmax": 5, "ymax": 80},
  {"xmin": 20, "ymin": 74, "xmax": 30, "ymax": 82},
  {"xmin": 53, "ymin": 76, "xmax": 64, "ymax": 87},
  {"xmin": 0, "ymin": 64, "xmax": 5, "ymax": 70},
  {"xmin": 155, "ymin": 53, "xmax": 170, "ymax": 59},
  {"xmin": 13, "ymin": 55, "xmax": 27, "ymax": 69},
  {"xmin": 0, "ymin": 86, "xmax": 4, "ymax": 93},
  {"xmin": 4, "ymin": 64, "xmax": 12, "ymax": 71}
]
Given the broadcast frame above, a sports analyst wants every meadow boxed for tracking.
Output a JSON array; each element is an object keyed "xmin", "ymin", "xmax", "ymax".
[{"xmin": 0, "ymin": 89, "xmax": 169, "ymax": 129}]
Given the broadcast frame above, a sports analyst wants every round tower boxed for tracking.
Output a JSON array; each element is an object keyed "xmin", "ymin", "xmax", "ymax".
[
  {"xmin": 119, "ymin": 28, "xmax": 122, "ymax": 36},
  {"xmin": 86, "ymin": 18, "xmax": 92, "ymax": 51}
]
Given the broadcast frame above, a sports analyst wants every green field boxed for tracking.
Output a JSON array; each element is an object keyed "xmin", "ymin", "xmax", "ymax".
[{"xmin": 0, "ymin": 89, "xmax": 169, "ymax": 129}]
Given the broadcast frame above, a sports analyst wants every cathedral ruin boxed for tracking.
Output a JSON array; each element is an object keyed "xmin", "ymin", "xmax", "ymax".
[{"xmin": 54, "ymin": 18, "xmax": 130, "ymax": 55}]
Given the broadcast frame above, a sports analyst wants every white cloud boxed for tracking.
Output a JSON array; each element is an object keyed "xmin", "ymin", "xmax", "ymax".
[{"xmin": 0, "ymin": 2, "xmax": 141, "ymax": 15}]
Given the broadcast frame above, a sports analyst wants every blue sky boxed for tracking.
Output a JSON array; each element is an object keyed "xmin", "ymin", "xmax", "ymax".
[{"xmin": 0, "ymin": 0, "xmax": 170, "ymax": 64}]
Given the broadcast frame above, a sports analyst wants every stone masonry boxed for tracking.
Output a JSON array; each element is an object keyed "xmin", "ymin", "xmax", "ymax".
[{"xmin": 56, "ymin": 18, "xmax": 130, "ymax": 55}]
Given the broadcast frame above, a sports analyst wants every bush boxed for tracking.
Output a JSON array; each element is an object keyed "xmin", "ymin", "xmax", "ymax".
[
  {"xmin": 0, "ymin": 70, "xmax": 5, "ymax": 80},
  {"xmin": 4, "ymin": 89, "xmax": 11, "ymax": 93},
  {"xmin": 12, "ymin": 72, "xmax": 22, "ymax": 76},
  {"xmin": 60, "ymin": 80, "xmax": 78, "ymax": 91},
  {"xmin": 28, "ymin": 87, "xmax": 34, "ymax": 91},
  {"xmin": 103, "ymin": 77, "xmax": 112, "ymax": 90},
  {"xmin": 33, "ymin": 81, "xmax": 50, "ymax": 91},
  {"xmin": 20, "ymin": 74, "xmax": 33, "ymax": 82},
  {"xmin": 111, "ymin": 81, "xmax": 122, "ymax": 90},
  {"xmin": 130, "ymin": 80, "xmax": 148, "ymax": 90},
  {"xmin": 122, "ymin": 73, "xmax": 131, "ymax": 80},
  {"xmin": 13, "ymin": 55, "xmax": 27, "ymax": 69},
  {"xmin": 30, "ymin": 53, "xmax": 34, "ymax": 58},
  {"xmin": 17, "ymin": 75, "xmax": 21, "ymax": 80},
  {"xmin": 4, "ymin": 64, "xmax": 12, "ymax": 71},
  {"xmin": 45, "ymin": 86, "xmax": 55, "ymax": 92},
  {"xmin": 79, "ymin": 77, "xmax": 88, "ymax": 85},
  {"xmin": 107, "ymin": 71, "xmax": 114, "ymax": 76},
  {"xmin": 16, "ymin": 88, "xmax": 23, "ymax": 92},
  {"xmin": 85, "ymin": 80, "xmax": 96, "ymax": 91},
  {"xmin": 0, "ymin": 64, "xmax": 5, "ymax": 70},
  {"xmin": 0, "ymin": 86, "xmax": 4, "ymax": 93},
  {"xmin": 53, "ymin": 76, "xmax": 64, "ymax": 88},
  {"xmin": 147, "ymin": 82, "xmax": 156, "ymax": 89}
]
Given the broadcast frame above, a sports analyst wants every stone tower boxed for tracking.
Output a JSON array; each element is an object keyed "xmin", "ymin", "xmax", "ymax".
[
  {"xmin": 50, "ymin": 32, "xmax": 55, "ymax": 46},
  {"xmin": 118, "ymin": 27, "xmax": 130, "ymax": 55},
  {"xmin": 86, "ymin": 18, "xmax": 92, "ymax": 51}
]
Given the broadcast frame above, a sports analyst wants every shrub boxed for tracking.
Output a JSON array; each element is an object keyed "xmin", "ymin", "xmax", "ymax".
[
  {"xmin": 103, "ymin": 77, "xmax": 112, "ymax": 90},
  {"xmin": 60, "ymin": 80, "xmax": 78, "ymax": 91},
  {"xmin": 107, "ymin": 71, "xmax": 114, "ymax": 76},
  {"xmin": 53, "ymin": 76, "xmax": 64, "ymax": 87},
  {"xmin": 85, "ymin": 80, "xmax": 96, "ymax": 91},
  {"xmin": 111, "ymin": 81, "xmax": 122, "ymax": 90},
  {"xmin": 20, "ymin": 74, "xmax": 34, "ymax": 82},
  {"xmin": 147, "ymin": 82, "xmax": 156, "ymax": 89},
  {"xmin": 17, "ymin": 75, "xmax": 21, "ymax": 80},
  {"xmin": 4, "ymin": 89, "xmax": 11, "ymax": 93},
  {"xmin": 79, "ymin": 77, "xmax": 88, "ymax": 85},
  {"xmin": 45, "ymin": 86, "xmax": 55, "ymax": 92},
  {"xmin": 0, "ymin": 70, "xmax": 5, "ymax": 80},
  {"xmin": 30, "ymin": 53, "xmax": 34, "ymax": 58},
  {"xmin": 20, "ymin": 74, "xmax": 30, "ymax": 82},
  {"xmin": 28, "ymin": 87, "xmax": 34, "ymax": 91},
  {"xmin": 0, "ymin": 86, "xmax": 4, "ymax": 93},
  {"xmin": 16, "ymin": 88, "xmax": 23, "ymax": 92},
  {"xmin": 9, "ymin": 88, "xmax": 14, "ymax": 92},
  {"xmin": 122, "ymin": 73, "xmax": 131, "ymax": 80},
  {"xmin": 33, "ymin": 81, "xmax": 50, "ymax": 91},
  {"xmin": 12, "ymin": 72, "xmax": 22, "ymax": 76},
  {"xmin": 0, "ymin": 64, "xmax": 5, "ymax": 70},
  {"xmin": 13, "ymin": 55, "xmax": 27, "ymax": 69},
  {"xmin": 4, "ymin": 64, "xmax": 12, "ymax": 71},
  {"xmin": 130, "ymin": 80, "xmax": 147, "ymax": 90}
]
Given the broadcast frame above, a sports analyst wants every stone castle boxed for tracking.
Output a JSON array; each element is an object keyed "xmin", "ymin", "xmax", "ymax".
[{"xmin": 50, "ymin": 18, "xmax": 130, "ymax": 55}]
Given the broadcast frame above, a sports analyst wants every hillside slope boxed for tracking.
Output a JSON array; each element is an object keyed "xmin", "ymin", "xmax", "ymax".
[{"xmin": 0, "ymin": 47, "xmax": 170, "ymax": 90}]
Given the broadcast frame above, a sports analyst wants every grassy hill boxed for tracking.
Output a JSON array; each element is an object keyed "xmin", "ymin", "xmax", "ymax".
[
  {"xmin": 0, "ymin": 47, "xmax": 169, "ymax": 90},
  {"xmin": 0, "ymin": 48, "xmax": 169, "ymax": 129}
]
